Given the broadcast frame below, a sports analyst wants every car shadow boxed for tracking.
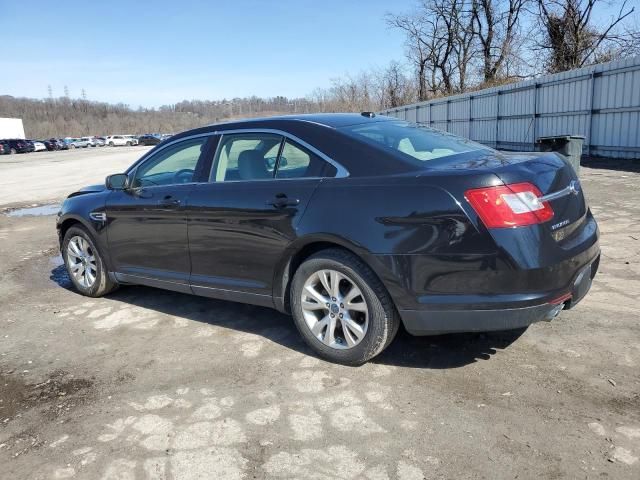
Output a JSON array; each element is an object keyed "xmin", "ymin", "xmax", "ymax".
[
  {"xmin": 371, "ymin": 326, "xmax": 526, "ymax": 369},
  {"xmin": 50, "ymin": 265, "xmax": 526, "ymax": 369},
  {"xmin": 582, "ymin": 157, "xmax": 640, "ymax": 173}
]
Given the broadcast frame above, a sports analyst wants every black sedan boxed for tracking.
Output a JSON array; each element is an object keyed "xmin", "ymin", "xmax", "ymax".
[
  {"xmin": 56, "ymin": 114, "xmax": 600, "ymax": 364},
  {"xmin": 137, "ymin": 134, "xmax": 163, "ymax": 146}
]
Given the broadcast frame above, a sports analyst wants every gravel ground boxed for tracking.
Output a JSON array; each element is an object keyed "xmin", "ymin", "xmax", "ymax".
[{"xmin": 0, "ymin": 149, "xmax": 639, "ymax": 479}]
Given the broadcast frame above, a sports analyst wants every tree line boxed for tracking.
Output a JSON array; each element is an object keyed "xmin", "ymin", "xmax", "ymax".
[{"xmin": 1, "ymin": 0, "xmax": 637, "ymax": 138}]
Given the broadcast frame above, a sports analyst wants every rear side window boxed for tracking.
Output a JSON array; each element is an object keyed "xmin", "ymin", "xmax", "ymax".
[
  {"xmin": 275, "ymin": 140, "xmax": 329, "ymax": 179},
  {"xmin": 212, "ymin": 133, "xmax": 283, "ymax": 181},
  {"xmin": 340, "ymin": 121, "xmax": 491, "ymax": 163},
  {"xmin": 212, "ymin": 133, "xmax": 338, "ymax": 182}
]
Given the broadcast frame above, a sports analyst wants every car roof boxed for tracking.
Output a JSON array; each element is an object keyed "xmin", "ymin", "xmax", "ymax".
[
  {"xmin": 159, "ymin": 113, "xmax": 416, "ymax": 177},
  {"xmin": 208, "ymin": 113, "xmax": 395, "ymax": 130}
]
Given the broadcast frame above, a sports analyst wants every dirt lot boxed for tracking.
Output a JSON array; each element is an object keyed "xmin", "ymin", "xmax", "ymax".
[{"xmin": 1, "ymin": 149, "xmax": 639, "ymax": 479}]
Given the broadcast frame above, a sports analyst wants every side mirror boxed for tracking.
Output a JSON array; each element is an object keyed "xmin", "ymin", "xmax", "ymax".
[{"xmin": 106, "ymin": 173, "xmax": 129, "ymax": 190}]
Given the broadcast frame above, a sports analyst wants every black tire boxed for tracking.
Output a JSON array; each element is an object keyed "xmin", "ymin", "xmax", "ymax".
[
  {"xmin": 62, "ymin": 225, "xmax": 117, "ymax": 297},
  {"xmin": 126, "ymin": 141, "xmax": 132, "ymax": 146},
  {"xmin": 290, "ymin": 248, "xmax": 400, "ymax": 365}
]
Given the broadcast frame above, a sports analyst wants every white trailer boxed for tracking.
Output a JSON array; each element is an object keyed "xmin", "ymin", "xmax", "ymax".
[{"xmin": 0, "ymin": 118, "xmax": 26, "ymax": 139}]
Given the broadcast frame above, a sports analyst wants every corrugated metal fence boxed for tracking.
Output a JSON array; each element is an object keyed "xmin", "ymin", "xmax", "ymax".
[{"xmin": 380, "ymin": 56, "xmax": 640, "ymax": 159}]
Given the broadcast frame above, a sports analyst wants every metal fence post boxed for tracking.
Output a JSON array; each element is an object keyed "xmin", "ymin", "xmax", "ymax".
[
  {"xmin": 495, "ymin": 91, "xmax": 500, "ymax": 148},
  {"xmin": 532, "ymin": 83, "xmax": 538, "ymax": 150},
  {"xmin": 587, "ymin": 72, "xmax": 596, "ymax": 157},
  {"xmin": 446, "ymin": 100, "xmax": 450, "ymax": 132}
]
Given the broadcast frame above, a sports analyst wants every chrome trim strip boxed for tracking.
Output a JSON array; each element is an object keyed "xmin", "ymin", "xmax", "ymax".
[
  {"xmin": 538, "ymin": 180, "xmax": 581, "ymax": 203},
  {"xmin": 211, "ymin": 128, "xmax": 349, "ymax": 178},
  {"xmin": 117, "ymin": 273, "xmax": 188, "ymax": 286},
  {"xmin": 190, "ymin": 283, "xmax": 272, "ymax": 297}
]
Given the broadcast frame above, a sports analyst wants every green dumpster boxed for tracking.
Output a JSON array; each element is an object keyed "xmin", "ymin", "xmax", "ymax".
[{"xmin": 536, "ymin": 135, "xmax": 585, "ymax": 175}]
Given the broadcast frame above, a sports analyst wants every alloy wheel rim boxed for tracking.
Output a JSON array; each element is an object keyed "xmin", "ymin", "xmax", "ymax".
[
  {"xmin": 301, "ymin": 269, "xmax": 369, "ymax": 349},
  {"xmin": 66, "ymin": 235, "xmax": 97, "ymax": 288}
]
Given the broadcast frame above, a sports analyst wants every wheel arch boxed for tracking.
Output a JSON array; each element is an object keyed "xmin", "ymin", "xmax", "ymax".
[
  {"xmin": 58, "ymin": 215, "xmax": 95, "ymax": 243},
  {"xmin": 58, "ymin": 213, "xmax": 117, "ymax": 273},
  {"xmin": 272, "ymin": 234, "xmax": 387, "ymax": 314}
]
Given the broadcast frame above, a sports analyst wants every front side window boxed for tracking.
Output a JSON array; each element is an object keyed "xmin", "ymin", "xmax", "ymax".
[
  {"xmin": 212, "ymin": 133, "xmax": 282, "ymax": 182},
  {"xmin": 339, "ymin": 121, "xmax": 491, "ymax": 163},
  {"xmin": 133, "ymin": 137, "xmax": 206, "ymax": 187}
]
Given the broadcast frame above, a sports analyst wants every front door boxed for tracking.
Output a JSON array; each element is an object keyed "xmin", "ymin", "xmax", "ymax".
[
  {"xmin": 106, "ymin": 136, "xmax": 211, "ymax": 290},
  {"xmin": 188, "ymin": 132, "xmax": 335, "ymax": 305}
]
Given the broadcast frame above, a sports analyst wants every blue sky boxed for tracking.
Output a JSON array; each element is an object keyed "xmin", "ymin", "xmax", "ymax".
[{"xmin": 1, "ymin": 0, "xmax": 414, "ymax": 107}]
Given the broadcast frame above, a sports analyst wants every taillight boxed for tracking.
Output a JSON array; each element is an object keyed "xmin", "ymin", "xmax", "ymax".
[{"xmin": 465, "ymin": 182, "xmax": 554, "ymax": 228}]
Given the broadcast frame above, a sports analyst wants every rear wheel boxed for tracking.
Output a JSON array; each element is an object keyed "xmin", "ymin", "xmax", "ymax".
[
  {"xmin": 62, "ymin": 225, "xmax": 117, "ymax": 297},
  {"xmin": 290, "ymin": 249, "xmax": 399, "ymax": 365},
  {"xmin": 126, "ymin": 141, "xmax": 132, "ymax": 146}
]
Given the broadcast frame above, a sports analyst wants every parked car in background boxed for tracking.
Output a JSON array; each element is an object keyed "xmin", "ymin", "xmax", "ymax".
[
  {"xmin": 42, "ymin": 139, "xmax": 59, "ymax": 151},
  {"xmin": 105, "ymin": 135, "xmax": 132, "ymax": 146},
  {"xmin": 137, "ymin": 134, "xmax": 162, "ymax": 146},
  {"xmin": 81, "ymin": 136, "xmax": 98, "ymax": 147},
  {"xmin": 56, "ymin": 139, "xmax": 69, "ymax": 150},
  {"xmin": 0, "ymin": 139, "xmax": 34, "ymax": 154},
  {"xmin": 56, "ymin": 113, "xmax": 599, "ymax": 364},
  {"xmin": 64, "ymin": 138, "xmax": 90, "ymax": 149},
  {"xmin": 0, "ymin": 143, "xmax": 5, "ymax": 155},
  {"xmin": 123, "ymin": 135, "xmax": 139, "ymax": 146},
  {"xmin": 94, "ymin": 137, "xmax": 106, "ymax": 147},
  {"xmin": 31, "ymin": 140, "xmax": 47, "ymax": 152}
]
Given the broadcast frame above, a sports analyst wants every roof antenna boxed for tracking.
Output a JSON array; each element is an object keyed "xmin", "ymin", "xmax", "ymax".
[{"xmin": 361, "ymin": 112, "xmax": 375, "ymax": 118}]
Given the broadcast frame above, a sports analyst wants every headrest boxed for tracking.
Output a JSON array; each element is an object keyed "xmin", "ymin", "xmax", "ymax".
[{"xmin": 238, "ymin": 150, "xmax": 270, "ymax": 180}]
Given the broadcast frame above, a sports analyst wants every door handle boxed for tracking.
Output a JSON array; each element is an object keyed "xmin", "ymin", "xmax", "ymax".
[
  {"xmin": 157, "ymin": 196, "xmax": 181, "ymax": 208},
  {"xmin": 267, "ymin": 194, "xmax": 300, "ymax": 208}
]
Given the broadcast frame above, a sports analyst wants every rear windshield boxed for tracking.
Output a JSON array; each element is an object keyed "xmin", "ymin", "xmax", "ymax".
[{"xmin": 339, "ymin": 121, "xmax": 491, "ymax": 163}]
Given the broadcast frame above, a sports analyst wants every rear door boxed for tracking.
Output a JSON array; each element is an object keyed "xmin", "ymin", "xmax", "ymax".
[
  {"xmin": 106, "ymin": 135, "xmax": 213, "ymax": 290},
  {"xmin": 187, "ymin": 131, "xmax": 336, "ymax": 305}
]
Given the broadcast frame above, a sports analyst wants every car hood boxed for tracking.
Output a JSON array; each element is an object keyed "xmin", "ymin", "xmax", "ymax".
[{"xmin": 67, "ymin": 183, "xmax": 107, "ymax": 198}]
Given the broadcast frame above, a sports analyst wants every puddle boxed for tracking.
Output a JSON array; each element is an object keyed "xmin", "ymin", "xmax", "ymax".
[{"xmin": 6, "ymin": 204, "xmax": 60, "ymax": 217}]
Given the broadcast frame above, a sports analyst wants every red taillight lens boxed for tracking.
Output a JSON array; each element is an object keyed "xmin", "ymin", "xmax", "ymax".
[{"xmin": 465, "ymin": 182, "xmax": 554, "ymax": 228}]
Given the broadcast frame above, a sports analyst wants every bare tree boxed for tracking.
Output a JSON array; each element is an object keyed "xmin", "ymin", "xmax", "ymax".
[
  {"xmin": 472, "ymin": 0, "xmax": 529, "ymax": 83},
  {"xmin": 377, "ymin": 61, "xmax": 417, "ymax": 108},
  {"xmin": 386, "ymin": 12, "xmax": 432, "ymax": 100},
  {"xmin": 388, "ymin": 0, "xmax": 484, "ymax": 97},
  {"xmin": 536, "ymin": 0, "xmax": 636, "ymax": 73}
]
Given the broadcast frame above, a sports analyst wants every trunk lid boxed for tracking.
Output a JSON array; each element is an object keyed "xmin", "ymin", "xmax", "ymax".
[{"xmin": 488, "ymin": 152, "xmax": 586, "ymax": 236}]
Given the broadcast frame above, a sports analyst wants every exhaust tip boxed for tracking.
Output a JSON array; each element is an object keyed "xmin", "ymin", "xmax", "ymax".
[{"xmin": 544, "ymin": 303, "xmax": 565, "ymax": 321}]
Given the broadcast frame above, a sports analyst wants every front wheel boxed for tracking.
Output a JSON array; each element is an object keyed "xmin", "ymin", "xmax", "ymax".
[
  {"xmin": 290, "ymin": 249, "xmax": 400, "ymax": 365},
  {"xmin": 62, "ymin": 225, "xmax": 117, "ymax": 297}
]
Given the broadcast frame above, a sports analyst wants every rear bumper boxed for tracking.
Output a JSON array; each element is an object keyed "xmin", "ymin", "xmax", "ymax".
[{"xmin": 399, "ymin": 252, "xmax": 599, "ymax": 335}]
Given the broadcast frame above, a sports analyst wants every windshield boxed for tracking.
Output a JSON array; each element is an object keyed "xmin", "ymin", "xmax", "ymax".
[{"xmin": 339, "ymin": 121, "xmax": 492, "ymax": 163}]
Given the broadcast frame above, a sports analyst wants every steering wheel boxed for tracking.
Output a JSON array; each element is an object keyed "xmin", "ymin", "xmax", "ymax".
[{"xmin": 173, "ymin": 169, "xmax": 194, "ymax": 184}]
